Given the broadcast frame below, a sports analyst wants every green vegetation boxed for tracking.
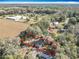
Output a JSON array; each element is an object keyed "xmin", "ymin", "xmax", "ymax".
[{"xmin": 0, "ymin": 5, "xmax": 79, "ymax": 59}]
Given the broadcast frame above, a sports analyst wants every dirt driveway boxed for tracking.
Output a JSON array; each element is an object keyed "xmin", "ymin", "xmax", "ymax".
[{"xmin": 0, "ymin": 19, "xmax": 27, "ymax": 39}]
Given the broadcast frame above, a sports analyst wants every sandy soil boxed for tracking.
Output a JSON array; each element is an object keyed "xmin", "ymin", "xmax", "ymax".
[
  {"xmin": 0, "ymin": 19, "xmax": 27, "ymax": 39},
  {"xmin": 0, "ymin": 15, "xmax": 44, "ymax": 39}
]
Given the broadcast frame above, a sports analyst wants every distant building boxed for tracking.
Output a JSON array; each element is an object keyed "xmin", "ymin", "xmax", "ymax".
[
  {"xmin": 50, "ymin": 21, "xmax": 59, "ymax": 28},
  {"xmin": 53, "ymin": 21, "xmax": 59, "ymax": 26},
  {"xmin": 6, "ymin": 15, "xmax": 29, "ymax": 22}
]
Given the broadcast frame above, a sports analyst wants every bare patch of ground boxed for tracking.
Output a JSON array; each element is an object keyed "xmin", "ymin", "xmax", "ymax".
[
  {"xmin": 0, "ymin": 19, "xmax": 27, "ymax": 39},
  {"xmin": 0, "ymin": 15, "xmax": 45, "ymax": 39}
]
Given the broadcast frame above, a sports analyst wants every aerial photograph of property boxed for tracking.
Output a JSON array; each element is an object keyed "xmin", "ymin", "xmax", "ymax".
[{"xmin": 0, "ymin": 0, "xmax": 79, "ymax": 59}]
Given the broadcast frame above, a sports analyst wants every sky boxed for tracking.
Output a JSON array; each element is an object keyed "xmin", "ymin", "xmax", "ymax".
[
  {"xmin": 0, "ymin": 0, "xmax": 78, "ymax": 2},
  {"xmin": 0, "ymin": 0, "xmax": 79, "ymax": 4}
]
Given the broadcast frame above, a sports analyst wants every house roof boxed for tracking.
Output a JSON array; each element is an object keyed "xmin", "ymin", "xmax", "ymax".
[{"xmin": 6, "ymin": 15, "xmax": 27, "ymax": 21}]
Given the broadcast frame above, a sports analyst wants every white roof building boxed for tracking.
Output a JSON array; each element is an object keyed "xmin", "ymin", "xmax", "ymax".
[
  {"xmin": 6, "ymin": 15, "xmax": 29, "ymax": 22},
  {"xmin": 53, "ymin": 21, "xmax": 59, "ymax": 26}
]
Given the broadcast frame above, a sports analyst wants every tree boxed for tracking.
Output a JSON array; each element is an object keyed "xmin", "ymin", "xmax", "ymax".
[
  {"xmin": 26, "ymin": 25, "xmax": 43, "ymax": 36},
  {"xmin": 76, "ymin": 16, "xmax": 79, "ymax": 22},
  {"xmin": 58, "ymin": 15, "xmax": 66, "ymax": 22},
  {"xmin": 67, "ymin": 11, "xmax": 76, "ymax": 17},
  {"xmin": 68, "ymin": 17, "xmax": 77, "ymax": 25},
  {"xmin": 36, "ymin": 18, "xmax": 50, "ymax": 35}
]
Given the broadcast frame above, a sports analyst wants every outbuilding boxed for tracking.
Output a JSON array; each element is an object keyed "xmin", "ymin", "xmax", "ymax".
[{"xmin": 6, "ymin": 15, "xmax": 29, "ymax": 22}]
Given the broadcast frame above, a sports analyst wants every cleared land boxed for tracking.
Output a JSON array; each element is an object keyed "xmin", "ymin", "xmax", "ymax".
[
  {"xmin": 0, "ymin": 19, "xmax": 27, "ymax": 39},
  {"xmin": 0, "ymin": 15, "xmax": 43, "ymax": 39}
]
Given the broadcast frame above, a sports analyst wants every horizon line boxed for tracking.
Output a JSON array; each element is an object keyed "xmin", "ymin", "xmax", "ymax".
[{"xmin": 0, "ymin": 2, "xmax": 79, "ymax": 4}]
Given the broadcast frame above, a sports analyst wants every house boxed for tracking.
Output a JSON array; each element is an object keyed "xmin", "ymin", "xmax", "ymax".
[
  {"xmin": 74, "ymin": 23, "xmax": 79, "ymax": 34},
  {"xmin": 53, "ymin": 21, "xmax": 59, "ymax": 26},
  {"xmin": 49, "ymin": 21, "xmax": 59, "ymax": 29},
  {"xmin": 50, "ymin": 21, "xmax": 59, "ymax": 27},
  {"xmin": 6, "ymin": 15, "xmax": 29, "ymax": 22}
]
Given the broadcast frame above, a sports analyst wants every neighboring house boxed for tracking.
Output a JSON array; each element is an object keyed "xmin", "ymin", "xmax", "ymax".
[
  {"xmin": 6, "ymin": 16, "xmax": 29, "ymax": 22},
  {"xmin": 53, "ymin": 21, "xmax": 59, "ymax": 26},
  {"xmin": 49, "ymin": 21, "xmax": 59, "ymax": 28}
]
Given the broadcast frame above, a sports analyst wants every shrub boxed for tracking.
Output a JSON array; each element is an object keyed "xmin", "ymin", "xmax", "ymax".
[
  {"xmin": 36, "ymin": 18, "xmax": 50, "ymax": 35},
  {"xmin": 26, "ymin": 25, "xmax": 43, "ymax": 36},
  {"xmin": 68, "ymin": 17, "xmax": 77, "ymax": 25},
  {"xmin": 0, "ymin": 38, "xmax": 23, "ymax": 59}
]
